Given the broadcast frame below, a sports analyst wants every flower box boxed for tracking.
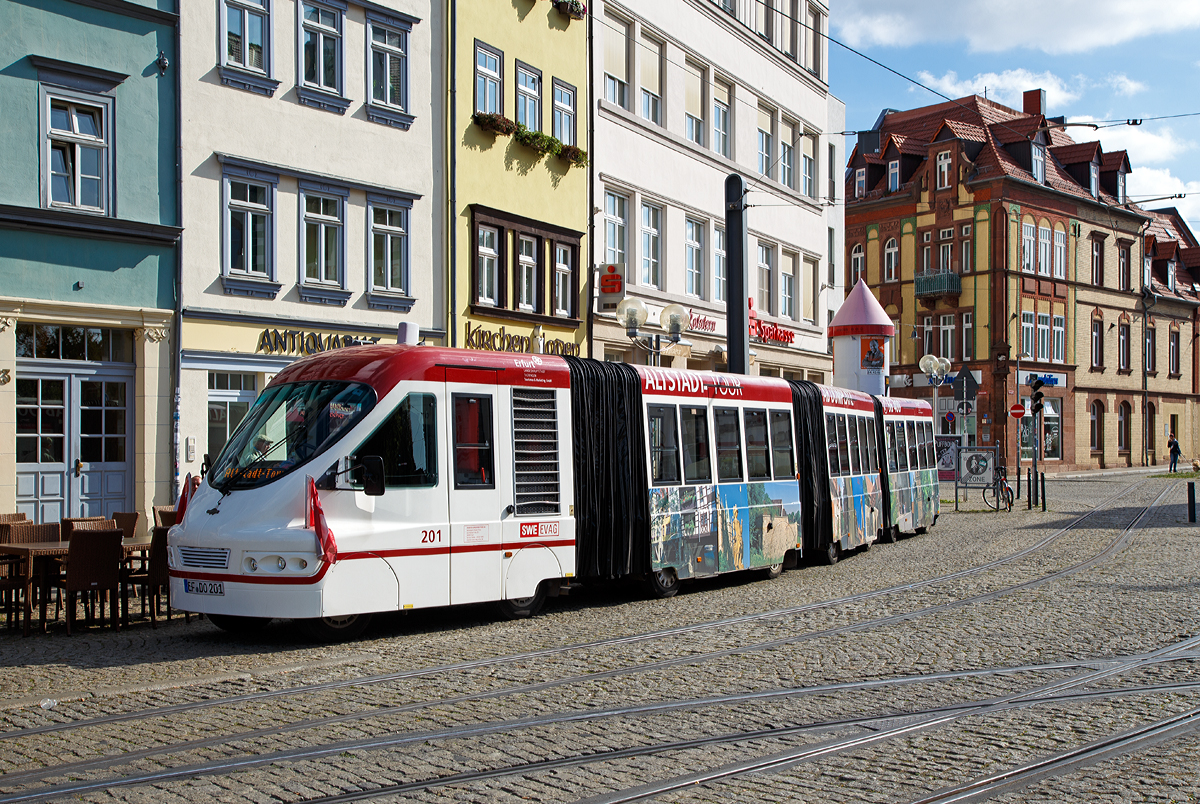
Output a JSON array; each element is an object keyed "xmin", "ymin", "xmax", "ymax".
[
  {"xmin": 552, "ymin": 0, "xmax": 586, "ymax": 20},
  {"xmin": 473, "ymin": 112, "xmax": 516, "ymax": 136},
  {"xmin": 558, "ymin": 144, "xmax": 588, "ymax": 168},
  {"xmin": 514, "ymin": 124, "xmax": 562, "ymax": 157}
]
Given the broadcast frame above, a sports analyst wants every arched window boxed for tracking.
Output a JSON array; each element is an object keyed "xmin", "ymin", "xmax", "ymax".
[
  {"xmin": 850, "ymin": 244, "xmax": 864, "ymax": 284},
  {"xmin": 884, "ymin": 238, "xmax": 899, "ymax": 282},
  {"xmin": 1118, "ymin": 401, "xmax": 1131, "ymax": 451},
  {"xmin": 1090, "ymin": 401, "xmax": 1103, "ymax": 451}
]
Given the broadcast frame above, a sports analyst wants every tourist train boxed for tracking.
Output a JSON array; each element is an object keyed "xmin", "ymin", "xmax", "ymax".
[{"xmin": 167, "ymin": 345, "xmax": 939, "ymax": 638}]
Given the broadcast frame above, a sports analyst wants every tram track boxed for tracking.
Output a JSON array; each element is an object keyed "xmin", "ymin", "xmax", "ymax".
[
  {"xmin": 0, "ymin": 476, "xmax": 1150, "ymax": 747},
  {"xmin": 0, "ymin": 479, "xmax": 1177, "ymax": 802}
]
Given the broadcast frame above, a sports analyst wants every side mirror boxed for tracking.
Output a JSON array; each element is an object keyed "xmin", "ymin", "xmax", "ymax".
[{"xmin": 360, "ymin": 455, "xmax": 386, "ymax": 497}]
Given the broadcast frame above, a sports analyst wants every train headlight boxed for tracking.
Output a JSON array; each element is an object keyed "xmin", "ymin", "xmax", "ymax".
[
  {"xmin": 245, "ymin": 557, "xmax": 259, "ymax": 572},
  {"xmin": 277, "ymin": 556, "xmax": 287, "ymax": 571}
]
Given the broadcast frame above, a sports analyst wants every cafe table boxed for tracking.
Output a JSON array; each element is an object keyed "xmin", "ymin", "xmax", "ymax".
[{"xmin": 0, "ymin": 538, "xmax": 151, "ymax": 636}]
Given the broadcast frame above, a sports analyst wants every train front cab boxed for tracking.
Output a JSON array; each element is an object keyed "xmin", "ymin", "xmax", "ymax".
[
  {"xmin": 819, "ymin": 387, "xmax": 884, "ymax": 560},
  {"xmin": 878, "ymin": 398, "xmax": 940, "ymax": 536}
]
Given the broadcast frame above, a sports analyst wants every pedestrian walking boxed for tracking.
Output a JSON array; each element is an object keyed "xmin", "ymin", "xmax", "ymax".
[{"xmin": 1168, "ymin": 432, "xmax": 1181, "ymax": 473}]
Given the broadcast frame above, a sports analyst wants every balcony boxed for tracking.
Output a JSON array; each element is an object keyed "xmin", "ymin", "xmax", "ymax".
[{"xmin": 914, "ymin": 271, "xmax": 961, "ymax": 306}]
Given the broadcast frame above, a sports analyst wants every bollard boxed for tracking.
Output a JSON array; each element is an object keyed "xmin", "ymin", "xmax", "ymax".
[
  {"xmin": 1027, "ymin": 468, "xmax": 1033, "ymax": 510},
  {"xmin": 1041, "ymin": 472, "xmax": 1046, "ymax": 512},
  {"xmin": 1189, "ymin": 482, "xmax": 1196, "ymax": 523}
]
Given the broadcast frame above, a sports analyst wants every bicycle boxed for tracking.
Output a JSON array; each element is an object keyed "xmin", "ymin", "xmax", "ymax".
[{"xmin": 982, "ymin": 467, "xmax": 1014, "ymax": 511}]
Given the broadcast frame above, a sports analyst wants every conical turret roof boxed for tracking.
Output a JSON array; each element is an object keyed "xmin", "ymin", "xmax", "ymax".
[{"xmin": 827, "ymin": 278, "xmax": 895, "ymax": 337}]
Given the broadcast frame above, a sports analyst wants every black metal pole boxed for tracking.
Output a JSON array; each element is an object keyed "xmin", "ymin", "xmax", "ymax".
[
  {"xmin": 1027, "ymin": 468, "xmax": 1032, "ymax": 510},
  {"xmin": 1189, "ymin": 482, "xmax": 1196, "ymax": 523},
  {"xmin": 725, "ymin": 174, "xmax": 750, "ymax": 375},
  {"xmin": 1040, "ymin": 472, "xmax": 1046, "ymax": 512}
]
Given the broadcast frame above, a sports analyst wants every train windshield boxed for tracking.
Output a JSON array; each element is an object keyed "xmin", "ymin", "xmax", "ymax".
[{"xmin": 209, "ymin": 380, "xmax": 377, "ymax": 492}]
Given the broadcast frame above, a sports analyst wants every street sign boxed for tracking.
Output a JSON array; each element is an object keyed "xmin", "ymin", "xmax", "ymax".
[
  {"xmin": 597, "ymin": 263, "xmax": 625, "ymax": 312},
  {"xmin": 956, "ymin": 400, "xmax": 974, "ymax": 416},
  {"xmin": 958, "ymin": 449, "xmax": 995, "ymax": 487},
  {"xmin": 1009, "ymin": 403, "xmax": 1026, "ymax": 419},
  {"xmin": 953, "ymin": 370, "xmax": 979, "ymax": 401},
  {"xmin": 945, "ymin": 411, "xmax": 956, "ymax": 423}
]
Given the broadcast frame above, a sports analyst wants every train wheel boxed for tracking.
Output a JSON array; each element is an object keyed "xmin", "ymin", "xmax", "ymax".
[
  {"xmin": 824, "ymin": 541, "xmax": 840, "ymax": 566},
  {"xmin": 207, "ymin": 614, "xmax": 271, "ymax": 634},
  {"xmin": 646, "ymin": 568, "xmax": 680, "ymax": 598},
  {"xmin": 300, "ymin": 612, "xmax": 372, "ymax": 642},
  {"xmin": 496, "ymin": 583, "xmax": 547, "ymax": 619}
]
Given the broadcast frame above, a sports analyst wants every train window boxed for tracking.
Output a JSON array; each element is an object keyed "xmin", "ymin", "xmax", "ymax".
[
  {"xmin": 648, "ymin": 405, "xmax": 681, "ymax": 485},
  {"xmin": 744, "ymin": 410, "xmax": 771, "ymax": 480},
  {"xmin": 836, "ymin": 414, "xmax": 851, "ymax": 477},
  {"xmin": 681, "ymin": 406, "xmax": 712, "ymax": 483},
  {"xmin": 452, "ymin": 394, "xmax": 495, "ymax": 488},
  {"xmin": 866, "ymin": 418, "xmax": 879, "ymax": 474},
  {"xmin": 924, "ymin": 421, "xmax": 936, "ymax": 468},
  {"xmin": 894, "ymin": 422, "xmax": 908, "ymax": 471},
  {"xmin": 825, "ymin": 413, "xmax": 840, "ymax": 475},
  {"xmin": 770, "ymin": 410, "xmax": 794, "ymax": 479},
  {"xmin": 858, "ymin": 418, "xmax": 873, "ymax": 474},
  {"xmin": 906, "ymin": 421, "xmax": 919, "ymax": 469},
  {"xmin": 847, "ymin": 415, "xmax": 861, "ymax": 475},
  {"xmin": 512, "ymin": 388, "xmax": 560, "ymax": 514},
  {"xmin": 715, "ymin": 408, "xmax": 743, "ymax": 481},
  {"xmin": 885, "ymin": 422, "xmax": 898, "ymax": 472},
  {"xmin": 351, "ymin": 393, "xmax": 438, "ymax": 488},
  {"xmin": 914, "ymin": 421, "xmax": 926, "ymax": 469}
]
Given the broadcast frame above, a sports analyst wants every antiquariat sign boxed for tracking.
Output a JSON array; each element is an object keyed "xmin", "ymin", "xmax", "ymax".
[
  {"xmin": 464, "ymin": 321, "xmax": 581, "ymax": 356},
  {"xmin": 256, "ymin": 328, "xmax": 383, "ymax": 356}
]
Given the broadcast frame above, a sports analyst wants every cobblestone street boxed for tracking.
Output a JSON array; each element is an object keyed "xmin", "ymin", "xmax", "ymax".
[{"xmin": 2, "ymin": 473, "xmax": 1200, "ymax": 803}]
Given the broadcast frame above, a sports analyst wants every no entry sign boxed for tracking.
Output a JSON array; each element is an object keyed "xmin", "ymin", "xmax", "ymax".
[{"xmin": 1009, "ymin": 403, "xmax": 1026, "ymax": 419}]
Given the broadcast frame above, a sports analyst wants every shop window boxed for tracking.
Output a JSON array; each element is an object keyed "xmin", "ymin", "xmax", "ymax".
[{"xmin": 15, "ymin": 324, "xmax": 133, "ymax": 363}]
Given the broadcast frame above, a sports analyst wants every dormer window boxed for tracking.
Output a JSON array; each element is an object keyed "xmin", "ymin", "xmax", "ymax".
[
  {"xmin": 1168, "ymin": 260, "xmax": 1177, "ymax": 291},
  {"xmin": 1090, "ymin": 162, "xmax": 1099, "ymax": 197},
  {"xmin": 888, "ymin": 160, "xmax": 899, "ymax": 191},
  {"xmin": 936, "ymin": 151, "xmax": 951, "ymax": 189},
  {"xmin": 855, "ymin": 168, "xmax": 865, "ymax": 198},
  {"xmin": 1031, "ymin": 144, "xmax": 1045, "ymax": 184},
  {"xmin": 1143, "ymin": 256, "xmax": 1152, "ymax": 287},
  {"xmin": 1117, "ymin": 171, "xmax": 1126, "ymax": 203}
]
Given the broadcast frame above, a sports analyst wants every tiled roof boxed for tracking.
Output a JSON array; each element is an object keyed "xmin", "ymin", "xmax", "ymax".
[
  {"xmin": 1050, "ymin": 141, "xmax": 1102, "ymax": 166},
  {"xmin": 1181, "ymin": 246, "xmax": 1200, "ymax": 269},
  {"xmin": 1101, "ymin": 150, "xmax": 1131, "ymax": 172},
  {"xmin": 935, "ymin": 119, "xmax": 988, "ymax": 143},
  {"xmin": 1148, "ymin": 208, "xmax": 1200, "ymax": 248},
  {"xmin": 883, "ymin": 133, "xmax": 928, "ymax": 156},
  {"xmin": 989, "ymin": 115, "xmax": 1046, "ymax": 144}
]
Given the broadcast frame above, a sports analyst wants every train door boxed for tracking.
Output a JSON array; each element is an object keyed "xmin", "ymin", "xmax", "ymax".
[{"xmin": 447, "ymin": 372, "xmax": 504, "ymax": 605}]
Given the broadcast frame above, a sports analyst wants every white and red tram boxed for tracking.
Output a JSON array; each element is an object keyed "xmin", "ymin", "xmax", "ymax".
[{"xmin": 167, "ymin": 345, "xmax": 938, "ymax": 638}]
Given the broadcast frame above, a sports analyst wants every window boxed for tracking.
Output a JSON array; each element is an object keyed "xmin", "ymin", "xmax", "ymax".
[
  {"xmin": 1168, "ymin": 260, "xmax": 1177, "ymax": 292},
  {"xmin": 805, "ymin": 5, "xmax": 822, "ymax": 77},
  {"xmin": 962, "ymin": 312, "xmax": 973, "ymax": 360},
  {"xmin": 604, "ymin": 191, "xmax": 627, "ymax": 266},
  {"xmin": 648, "ymin": 405, "xmax": 681, "ymax": 485},
  {"xmin": 1090, "ymin": 401, "xmax": 1103, "ymax": 450},
  {"xmin": 883, "ymin": 238, "xmax": 898, "ymax": 282},
  {"xmin": 207, "ymin": 372, "xmax": 258, "ymax": 462},
  {"xmin": 45, "ymin": 95, "xmax": 110, "ymax": 213},
  {"xmin": 453, "ymin": 394, "xmax": 494, "ymax": 487},
  {"xmin": 924, "ymin": 315, "xmax": 934, "ymax": 357},
  {"xmin": 757, "ymin": 107, "xmax": 773, "ymax": 176},
  {"xmin": 962, "ymin": 238, "xmax": 972, "ymax": 274},
  {"xmin": 685, "ymin": 219, "xmax": 704, "ymax": 298},
  {"xmin": 1118, "ymin": 401, "xmax": 1131, "ymax": 451},
  {"xmin": 371, "ymin": 204, "xmax": 408, "ymax": 294},
  {"xmin": 779, "ymin": 121, "xmax": 795, "ymax": 189},
  {"xmin": 301, "ymin": 3, "xmax": 342, "ymax": 94},
  {"xmin": 797, "ymin": 133, "xmax": 813, "ymax": 196},
  {"xmin": 517, "ymin": 235, "xmax": 537, "ymax": 310},
  {"xmin": 744, "ymin": 410, "xmax": 771, "ymax": 480},
  {"xmin": 1091, "ymin": 321, "xmax": 1103, "ymax": 367},
  {"xmin": 757, "ymin": 243, "xmax": 774, "ymax": 314},
  {"xmin": 552, "ymin": 80, "xmax": 576, "ymax": 146},
  {"xmin": 712, "ymin": 80, "xmax": 730, "ymax": 157},
  {"xmin": 369, "ymin": 19, "xmax": 408, "ymax": 114},
  {"xmin": 780, "ymin": 252, "xmax": 797, "ymax": 320},
  {"xmin": 1170, "ymin": 329, "xmax": 1180, "ymax": 375},
  {"xmin": 1146, "ymin": 327, "xmax": 1156, "ymax": 373},
  {"xmin": 755, "ymin": 0, "xmax": 773, "ymax": 39},
  {"xmin": 850, "ymin": 243, "xmax": 864, "ymax": 284},
  {"xmin": 828, "ymin": 144, "xmax": 838, "ymax": 201},
  {"xmin": 640, "ymin": 203, "xmax": 662, "ymax": 288},
  {"xmin": 1090, "ymin": 162, "xmax": 1099, "ymax": 197},
  {"xmin": 837, "ymin": 415, "xmax": 853, "ymax": 475},
  {"xmin": 891, "ymin": 420, "xmax": 905, "ymax": 471},
  {"xmin": 303, "ymin": 192, "xmax": 342, "ymax": 286},
  {"xmin": 1052, "ymin": 315, "xmax": 1065, "ymax": 363},
  {"xmin": 684, "ymin": 63, "xmax": 704, "ymax": 146},
  {"xmin": 604, "ymin": 17, "xmax": 628, "ymax": 107},
  {"xmin": 515, "ymin": 63, "xmax": 540, "ymax": 130},
  {"xmin": 1038, "ymin": 226, "xmax": 1051, "ymax": 276},
  {"xmin": 715, "ymin": 227, "xmax": 727, "ymax": 301},
  {"xmin": 1119, "ymin": 244, "xmax": 1131, "ymax": 291},
  {"xmin": 1144, "ymin": 255, "xmax": 1152, "ymax": 287},
  {"xmin": 936, "ymin": 151, "xmax": 951, "ymax": 189},
  {"xmin": 1053, "ymin": 230, "xmax": 1066, "ymax": 278},
  {"xmin": 352, "ymin": 393, "xmax": 437, "ymax": 488},
  {"xmin": 854, "ymin": 168, "xmax": 865, "ymax": 198},
  {"xmin": 1119, "ymin": 323, "xmax": 1130, "ymax": 369},
  {"xmin": 1037, "ymin": 313, "xmax": 1050, "ymax": 360},
  {"xmin": 226, "ymin": 178, "xmax": 272, "ymax": 277},
  {"xmin": 890, "ymin": 319, "xmax": 900, "ymax": 365},
  {"xmin": 828, "ymin": 227, "xmax": 836, "ymax": 286},
  {"xmin": 1031, "ymin": 143, "xmax": 1045, "ymax": 183},
  {"xmin": 1092, "ymin": 239, "xmax": 1103, "ymax": 285},
  {"xmin": 939, "ymin": 242, "xmax": 952, "ymax": 273},
  {"xmin": 475, "ymin": 43, "xmax": 501, "ymax": 113},
  {"xmin": 770, "ymin": 411, "xmax": 794, "ymax": 479},
  {"xmin": 715, "ymin": 408, "xmax": 742, "ymax": 481},
  {"xmin": 826, "ymin": 413, "xmax": 841, "ymax": 475},
  {"xmin": 1118, "ymin": 172, "xmax": 1127, "ymax": 203},
  {"xmin": 224, "ymin": 0, "xmax": 268, "ymax": 73},
  {"xmin": 680, "ymin": 406, "xmax": 712, "ymax": 483},
  {"xmin": 477, "ymin": 225, "xmax": 498, "ymax": 305},
  {"xmin": 640, "ymin": 37, "xmax": 662, "ymax": 124},
  {"xmin": 940, "ymin": 314, "xmax": 954, "ymax": 359},
  {"xmin": 1022, "ymin": 223, "xmax": 1035, "ymax": 273},
  {"xmin": 1021, "ymin": 312, "xmax": 1035, "ymax": 359},
  {"xmin": 887, "ymin": 160, "xmax": 899, "ymax": 191},
  {"xmin": 802, "ymin": 258, "xmax": 817, "ymax": 324},
  {"xmin": 554, "ymin": 244, "xmax": 572, "ymax": 317}
]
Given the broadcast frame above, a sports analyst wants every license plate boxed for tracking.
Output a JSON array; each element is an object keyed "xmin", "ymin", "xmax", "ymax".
[{"xmin": 185, "ymin": 579, "xmax": 224, "ymax": 596}]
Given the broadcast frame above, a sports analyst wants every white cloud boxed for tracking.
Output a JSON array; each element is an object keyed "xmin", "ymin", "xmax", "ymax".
[
  {"xmin": 836, "ymin": 0, "xmax": 1200, "ymax": 54},
  {"xmin": 1066, "ymin": 117, "xmax": 1193, "ymax": 164},
  {"xmin": 1104, "ymin": 73, "xmax": 1147, "ymax": 96},
  {"xmin": 915, "ymin": 69, "xmax": 1083, "ymax": 110},
  {"xmin": 1127, "ymin": 167, "xmax": 1200, "ymax": 230}
]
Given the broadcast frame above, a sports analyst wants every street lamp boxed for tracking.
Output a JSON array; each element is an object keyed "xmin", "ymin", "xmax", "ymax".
[
  {"xmin": 919, "ymin": 354, "xmax": 952, "ymax": 433},
  {"xmin": 1014, "ymin": 351, "xmax": 1030, "ymax": 497},
  {"xmin": 616, "ymin": 297, "xmax": 691, "ymax": 366}
]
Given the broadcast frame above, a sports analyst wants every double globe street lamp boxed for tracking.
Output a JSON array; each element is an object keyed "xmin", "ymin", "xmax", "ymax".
[
  {"xmin": 918, "ymin": 354, "xmax": 954, "ymax": 433},
  {"xmin": 615, "ymin": 297, "xmax": 691, "ymax": 365}
]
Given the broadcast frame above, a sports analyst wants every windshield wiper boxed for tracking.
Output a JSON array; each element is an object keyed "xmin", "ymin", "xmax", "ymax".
[{"xmin": 213, "ymin": 419, "xmax": 315, "ymax": 498}]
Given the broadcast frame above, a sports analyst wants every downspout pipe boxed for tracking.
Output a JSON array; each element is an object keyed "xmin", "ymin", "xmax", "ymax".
[
  {"xmin": 448, "ymin": 0, "xmax": 457, "ymax": 347},
  {"xmin": 171, "ymin": 4, "xmax": 183, "ymax": 503},
  {"xmin": 585, "ymin": 5, "xmax": 594, "ymax": 358}
]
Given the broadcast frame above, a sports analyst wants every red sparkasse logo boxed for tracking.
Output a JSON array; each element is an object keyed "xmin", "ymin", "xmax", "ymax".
[{"xmin": 519, "ymin": 522, "xmax": 560, "ymax": 538}]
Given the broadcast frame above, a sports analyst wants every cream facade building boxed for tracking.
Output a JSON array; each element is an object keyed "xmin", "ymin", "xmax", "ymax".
[{"xmin": 592, "ymin": 0, "xmax": 844, "ymax": 377}]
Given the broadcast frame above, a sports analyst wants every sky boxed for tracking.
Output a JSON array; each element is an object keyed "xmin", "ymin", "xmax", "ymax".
[{"xmin": 828, "ymin": 0, "xmax": 1200, "ymax": 232}]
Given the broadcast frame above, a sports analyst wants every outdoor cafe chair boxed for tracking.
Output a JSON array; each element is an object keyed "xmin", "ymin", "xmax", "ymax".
[
  {"xmin": 0, "ymin": 523, "xmax": 59, "ymax": 630},
  {"xmin": 153, "ymin": 506, "xmax": 177, "ymax": 528},
  {"xmin": 0, "ymin": 513, "xmax": 27, "ymax": 524},
  {"xmin": 60, "ymin": 516, "xmax": 109, "ymax": 542},
  {"xmin": 122, "ymin": 526, "xmax": 174, "ymax": 626},
  {"xmin": 52, "ymin": 527, "xmax": 123, "ymax": 634},
  {"xmin": 113, "ymin": 512, "xmax": 140, "ymax": 541}
]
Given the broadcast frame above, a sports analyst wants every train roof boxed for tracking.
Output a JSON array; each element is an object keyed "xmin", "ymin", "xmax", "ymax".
[
  {"xmin": 878, "ymin": 395, "xmax": 934, "ymax": 417},
  {"xmin": 817, "ymin": 384, "xmax": 877, "ymax": 413}
]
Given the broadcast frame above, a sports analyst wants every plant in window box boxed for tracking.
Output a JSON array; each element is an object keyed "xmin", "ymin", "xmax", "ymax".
[
  {"xmin": 473, "ymin": 112, "xmax": 517, "ymax": 136},
  {"xmin": 552, "ymin": 0, "xmax": 587, "ymax": 19},
  {"xmin": 558, "ymin": 144, "xmax": 588, "ymax": 168},
  {"xmin": 514, "ymin": 123, "xmax": 562, "ymax": 158}
]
